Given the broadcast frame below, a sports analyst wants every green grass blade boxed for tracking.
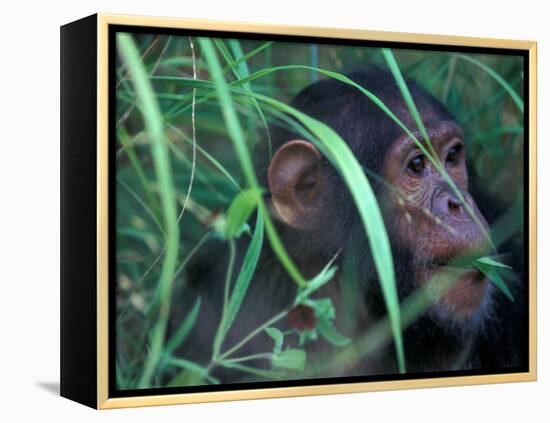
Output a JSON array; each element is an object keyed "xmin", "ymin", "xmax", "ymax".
[
  {"xmin": 309, "ymin": 44, "xmax": 319, "ymax": 82},
  {"xmin": 117, "ymin": 125, "xmax": 162, "ymax": 225},
  {"xmin": 116, "ymin": 176, "xmax": 166, "ymax": 237},
  {"xmin": 475, "ymin": 256, "xmax": 512, "ymax": 269},
  {"xmin": 456, "ymin": 54, "xmax": 524, "ymax": 113},
  {"xmin": 164, "ymin": 298, "xmax": 202, "ymax": 355},
  {"xmin": 162, "ymin": 61, "xmax": 406, "ymax": 371},
  {"xmin": 150, "ymin": 66, "xmax": 440, "ymax": 170},
  {"xmin": 213, "ymin": 208, "xmax": 265, "ymax": 358},
  {"xmin": 173, "ymin": 231, "xmax": 212, "ymax": 280},
  {"xmin": 224, "ymin": 84, "xmax": 405, "ymax": 372},
  {"xmin": 198, "ymin": 37, "xmax": 308, "ymax": 289},
  {"xmin": 295, "ymin": 261, "xmax": 338, "ymax": 303},
  {"xmin": 381, "ymin": 50, "xmax": 492, "ymax": 247},
  {"xmin": 167, "ymin": 123, "xmax": 242, "ymax": 192},
  {"xmin": 474, "ymin": 263, "xmax": 515, "ymax": 301},
  {"xmin": 228, "ymin": 40, "xmax": 249, "ymax": 81},
  {"xmin": 227, "ymin": 39, "xmax": 273, "ymax": 156},
  {"xmin": 162, "ymin": 41, "xmax": 274, "ymax": 119},
  {"xmin": 224, "ymin": 188, "xmax": 261, "ymax": 238},
  {"xmin": 317, "ymin": 319, "xmax": 351, "ymax": 347},
  {"xmin": 117, "ymin": 33, "xmax": 180, "ymax": 389},
  {"xmin": 213, "ymin": 39, "xmax": 236, "ymax": 74},
  {"xmin": 382, "ymin": 49, "xmax": 434, "ymax": 154},
  {"xmin": 268, "ymin": 104, "xmax": 405, "ymax": 373},
  {"xmin": 265, "ymin": 327, "xmax": 284, "ymax": 353},
  {"xmin": 222, "ymin": 41, "xmax": 274, "ymax": 75}
]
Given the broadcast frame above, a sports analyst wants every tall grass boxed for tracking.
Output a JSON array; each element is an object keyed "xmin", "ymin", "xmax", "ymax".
[
  {"xmin": 114, "ymin": 33, "xmax": 524, "ymax": 388},
  {"xmin": 117, "ymin": 34, "xmax": 181, "ymax": 388}
]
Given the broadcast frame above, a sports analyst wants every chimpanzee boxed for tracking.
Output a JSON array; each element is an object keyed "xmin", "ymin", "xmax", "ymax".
[{"xmin": 172, "ymin": 67, "xmax": 527, "ymax": 383}]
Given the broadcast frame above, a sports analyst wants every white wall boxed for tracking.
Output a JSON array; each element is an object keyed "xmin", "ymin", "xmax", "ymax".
[{"xmin": 1, "ymin": 0, "xmax": 546, "ymax": 421}]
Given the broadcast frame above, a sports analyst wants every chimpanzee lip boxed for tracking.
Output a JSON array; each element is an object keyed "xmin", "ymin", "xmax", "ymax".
[
  {"xmin": 418, "ymin": 261, "xmax": 489, "ymax": 318},
  {"xmin": 424, "ymin": 256, "xmax": 464, "ymax": 270},
  {"xmin": 420, "ymin": 257, "xmax": 487, "ymax": 285},
  {"xmin": 425, "ymin": 257, "xmax": 452, "ymax": 269},
  {"xmin": 425, "ymin": 250, "xmax": 495, "ymax": 271}
]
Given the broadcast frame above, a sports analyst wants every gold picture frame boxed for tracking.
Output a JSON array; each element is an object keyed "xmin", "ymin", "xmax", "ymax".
[{"xmin": 60, "ymin": 13, "xmax": 537, "ymax": 409}]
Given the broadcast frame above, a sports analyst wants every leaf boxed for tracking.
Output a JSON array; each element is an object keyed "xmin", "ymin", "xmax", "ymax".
[
  {"xmin": 117, "ymin": 32, "xmax": 180, "ymax": 389},
  {"xmin": 222, "ymin": 41, "xmax": 273, "ymax": 76},
  {"xmin": 382, "ymin": 48, "xmax": 433, "ymax": 152},
  {"xmin": 265, "ymin": 327, "xmax": 284, "ymax": 353},
  {"xmin": 295, "ymin": 262, "xmax": 338, "ymax": 304},
  {"xmin": 228, "ymin": 40, "xmax": 250, "ymax": 83},
  {"xmin": 382, "ymin": 50, "xmax": 489, "ymax": 247},
  {"xmin": 455, "ymin": 54, "xmax": 524, "ymax": 113},
  {"xmin": 272, "ymin": 348, "xmax": 307, "ymax": 371},
  {"xmin": 298, "ymin": 329, "xmax": 318, "ymax": 346},
  {"xmin": 213, "ymin": 208, "xmax": 265, "ymax": 357},
  {"xmin": 309, "ymin": 298, "xmax": 336, "ymax": 320},
  {"xmin": 224, "ymin": 188, "xmax": 261, "ymax": 238},
  {"xmin": 160, "ymin": 56, "xmax": 204, "ymax": 68},
  {"xmin": 199, "ymin": 37, "xmax": 307, "ymax": 288},
  {"xmin": 227, "ymin": 39, "xmax": 273, "ymax": 154},
  {"xmin": 305, "ymin": 298, "xmax": 350, "ymax": 347},
  {"xmin": 164, "ymin": 297, "xmax": 202, "ymax": 354},
  {"xmin": 474, "ymin": 262, "xmax": 515, "ymax": 301},
  {"xmin": 317, "ymin": 319, "xmax": 351, "ymax": 347},
  {"xmin": 193, "ymin": 51, "xmax": 404, "ymax": 370},
  {"xmin": 247, "ymin": 89, "xmax": 404, "ymax": 372},
  {"xmin": 474, "ymin": 256, "xmax": 512, "ymax": 270}
]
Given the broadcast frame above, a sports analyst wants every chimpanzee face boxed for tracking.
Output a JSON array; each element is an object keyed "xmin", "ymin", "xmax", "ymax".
[
  {"xmin": 266, "ymin": 70, "xmax": 499, "ymax": 328},
  {"xmin": 381, "ymin": 117, "xmax": 493, "ymax": 320}
]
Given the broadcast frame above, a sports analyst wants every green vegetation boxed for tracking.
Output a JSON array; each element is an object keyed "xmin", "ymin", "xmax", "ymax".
[{"xmin": 115, "ymin": 33, "xmax": 524, "ymax": 389}]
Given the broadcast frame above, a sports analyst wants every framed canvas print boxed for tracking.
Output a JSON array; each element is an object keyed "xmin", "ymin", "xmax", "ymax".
[{"xmin": 60, "ymin": 13, "xmax": 537, "ymax": 409}]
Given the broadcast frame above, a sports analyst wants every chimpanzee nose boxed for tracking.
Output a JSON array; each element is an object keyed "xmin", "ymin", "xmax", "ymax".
[
  {"xmin": 433, "ymin": 186, "xmax": 467, "ymax": 218},
  {"xmin": 447, "ymin": 195, "xmax": 463, "ymax": 214}
]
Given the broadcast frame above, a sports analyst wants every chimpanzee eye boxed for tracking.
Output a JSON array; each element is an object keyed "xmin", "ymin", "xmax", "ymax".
[
  {"xmin": 407, "ymin": 155, "xmax": 426, "ymax": 175},
  {"xmin": 446, "ymin": 145, "xmax": 463, "ymax": 164}
]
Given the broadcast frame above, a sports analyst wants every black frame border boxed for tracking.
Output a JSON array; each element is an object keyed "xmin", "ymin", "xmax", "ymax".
[{"xmin": 107, "ymin": 23, "xmax": 530, "ymax": 399}]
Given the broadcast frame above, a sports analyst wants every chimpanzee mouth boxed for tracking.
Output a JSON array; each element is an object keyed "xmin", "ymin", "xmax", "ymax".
[
  {"xmin": 423, "ymin": 251, "xmax": 494, "ymax": 271},
  {"xmin": 418, "ymin": 255, "xmax": 491, "ymax": 320},
  {"xmin": 424, "ymin": 257, "xmax": 453, "ymax": 270}
]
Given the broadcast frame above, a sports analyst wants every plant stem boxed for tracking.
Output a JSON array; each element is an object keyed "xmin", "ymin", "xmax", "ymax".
[
  {"xmin": 199, "ymin": 38, "xmax": 307, "ymax": 289},
  {"xmin": 118, "ymin": 33, "xmax": 180, "ymax": 389},
  {"xmin": 221, "ymin": 353, "xmax": 273, "ymax": 364},
  {"xmin": 212, "ymin": 239, "xmax": 237, "ymax": 360},
  {"xmin": 208, "ymin": 309, "xmax": 288, "ymax": 371},
  {"xmin": 218, "ymin": 310, "xmax": 287, "ymax": 361}
]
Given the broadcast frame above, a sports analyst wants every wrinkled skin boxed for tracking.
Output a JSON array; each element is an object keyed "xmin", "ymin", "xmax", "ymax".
[{"xmin": 381, "ymin": 119, "xmax": 493, "ymax": 321}]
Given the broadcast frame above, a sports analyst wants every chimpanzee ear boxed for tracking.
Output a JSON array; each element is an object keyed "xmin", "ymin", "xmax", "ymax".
[{"xmin": 268, "ymin": 140, "xmax": 327, "ymax": 230}]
